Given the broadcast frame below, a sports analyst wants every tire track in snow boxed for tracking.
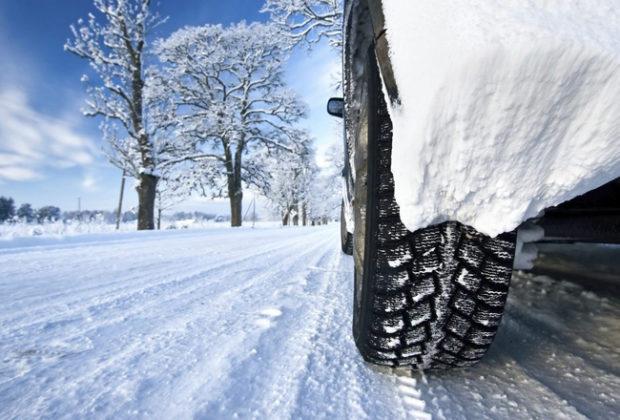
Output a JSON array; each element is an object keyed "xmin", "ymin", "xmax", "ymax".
[
  {"xmin": 1, "ymin": 229, "xmax": 336, "ymax": 417},
  {"xmin": 288, "ymin": 247, "xmax": 418, "ymax": 420},
  {"xmin": 395, "ymin": 374, "xmax": 432, "ymax": 420},
  {"xmin": 0, "ymin": 229, "xmax": 320, "ymax": 327},
  {"xmin": 28, "ymin": 230, "xmax": 333, "ymax": 418},
  {"xmin": 142, "ymin": 235, "xmax": 339, "ymax": 419},
  {"xmin": 0, "ymin": 229, "xmax": 328, "ymax": 335}
]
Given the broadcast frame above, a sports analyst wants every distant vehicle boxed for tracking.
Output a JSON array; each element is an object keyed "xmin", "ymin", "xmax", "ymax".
[{"xmin": 328, "ymin": 0, "xmax": 620, "ymax": 371}]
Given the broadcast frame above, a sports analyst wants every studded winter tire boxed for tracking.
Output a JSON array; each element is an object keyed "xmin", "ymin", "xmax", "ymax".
[{"xmin": 351, "ymin": 47, "xmax": 517, "ymax": 370}]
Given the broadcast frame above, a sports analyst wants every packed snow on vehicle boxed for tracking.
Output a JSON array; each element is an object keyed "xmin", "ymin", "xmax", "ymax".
[{"xmin": 382, "ymin": 0, "xmax": 620, "ymax": 237}]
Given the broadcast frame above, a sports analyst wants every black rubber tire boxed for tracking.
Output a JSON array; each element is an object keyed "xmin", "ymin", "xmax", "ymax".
[
  {"xmin": 351, "ymin": 47, "xmax": 516, "ymax": 370},
  {"xmin": 341, "ymin": 200, "xmax": 354, "ymax": 255}
]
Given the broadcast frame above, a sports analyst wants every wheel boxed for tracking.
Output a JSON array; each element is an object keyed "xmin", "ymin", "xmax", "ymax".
[
  {"xmin": 351, "ymin": 46, "xmax": 517, "ymax": 370},
  {"xmin": 340, "ymin": 200, "xmax": 353, "ymax": 255}
]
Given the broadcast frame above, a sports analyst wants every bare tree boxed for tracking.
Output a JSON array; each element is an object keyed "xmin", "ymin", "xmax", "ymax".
[
  {"xmin": 153, "ymin": 22, "xmax": 308, "ymax": 226},
  {"xmin": 65, "ymin": 0, "xmax": 169, "ymax": 230},
  {"xmin": 261, "ymin": 0, "xmax": 343, "ymax": 48}
]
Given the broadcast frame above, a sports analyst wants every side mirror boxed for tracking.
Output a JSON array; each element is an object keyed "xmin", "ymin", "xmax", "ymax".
[{"xmin": 327, "ymin": 97, "xmax": 344, "ymax": 118}]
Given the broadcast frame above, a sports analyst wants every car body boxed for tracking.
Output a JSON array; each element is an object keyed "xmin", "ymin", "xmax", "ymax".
[
  {"xmin": 332, "ymin": 0, "xmax": 620, "ymax": 247},
  {"xmin": 328, "ymin": 0, "xmax": 620, "ymax": 370}
]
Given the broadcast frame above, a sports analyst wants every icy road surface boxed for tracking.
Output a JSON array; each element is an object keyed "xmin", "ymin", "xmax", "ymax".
[{"xmin": 1, "ymin": 226, "xmax": 618, "ymax": 419}]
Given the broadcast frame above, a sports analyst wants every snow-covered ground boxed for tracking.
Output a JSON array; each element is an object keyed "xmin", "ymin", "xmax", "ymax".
[
  {"xmin": 1, "ymin": 226, "xmax": 618, "ymax": 419},
  {"xmin": 0, "ymin": 220, "xmax": 280, "ymax": 242}
]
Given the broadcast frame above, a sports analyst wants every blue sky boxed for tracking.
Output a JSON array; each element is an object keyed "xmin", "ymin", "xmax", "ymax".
[{"xmin": 0, "ymin": 0, "xmax": 340, "ymax": 214}]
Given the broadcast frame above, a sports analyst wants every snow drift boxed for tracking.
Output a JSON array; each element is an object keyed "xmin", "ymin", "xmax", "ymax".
[{"xmin": 382, "ymin": 1, "xmax": 620, "ymax": 237}]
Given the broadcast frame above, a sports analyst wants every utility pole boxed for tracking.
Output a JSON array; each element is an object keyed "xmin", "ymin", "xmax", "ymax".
[{"xmin": 116, "ymin": 169, "xmax": 127, "ymax": 230}]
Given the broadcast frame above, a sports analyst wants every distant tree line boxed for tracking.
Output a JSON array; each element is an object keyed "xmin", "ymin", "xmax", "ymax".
[
  {"xmin": 0, "ymin": 196, "xmax": 229, "ymax": 226},
  {"xmin": 0, "ymin": 197, "xmax": 62, "ymax": 224}
]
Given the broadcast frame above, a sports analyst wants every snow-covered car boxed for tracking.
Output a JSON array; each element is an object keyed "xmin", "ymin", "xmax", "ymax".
[{"xmin": 328, "ymin": 0, "xmax": 620, "ymax": 370}]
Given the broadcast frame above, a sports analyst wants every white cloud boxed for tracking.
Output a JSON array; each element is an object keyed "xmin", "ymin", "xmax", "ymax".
[
  {"xmin": 82, "ymin": 173, "xmax": 97, "ymax": 190},
  {"xmin": 0, "ymin": 88, "xmax": 97, "ymax": 182}
]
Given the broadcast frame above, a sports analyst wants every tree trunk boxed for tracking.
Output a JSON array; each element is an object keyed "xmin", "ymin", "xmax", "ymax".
[
  {"xmin": 282, "ymin": 211, "xmax": 289, "ymax": 226},
  {"xmin": 227, "ymin": 172, "xmax": 243, "ymax": 227},
  {"xmin": 157, "ymin": 208, "xmax": 162, "ymax": 230},
  {"xmin": 137, "ymin": 173, "xmax": 157, "ymax": 230},
  {"xmin": 226, "ymin": 146, "xmax": 244, "ymax": 228},
  {"xmin": 230, "ymin": 193, "xmax": 243, "ymax": 227},
  {"xmin": 302, "ymin": 202, "xmax": 307, "ymax": 226}
]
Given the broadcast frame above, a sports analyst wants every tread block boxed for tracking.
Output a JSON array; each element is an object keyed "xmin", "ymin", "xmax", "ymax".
[
  {"xmin": 373, "ymin": 293, "xmax": 408, "ymax": 314},
  {"xmin": 467, "ymin": 329, "xmax": 495, "ymax": 346},
  {"xmin": 477, "ymin": 285, "xmax": 508, "ymax": 307},
  {"xmin": 482, "ymin": 239, "xmax": 514, "ymax": 261},
  {"xmin": 367, "ymin": 357, "xmax": 396, "ymax": 367},
  {"xmin": 472, "ymin": 309, "xmax": 503, "ymax": 328},
  {"xmin": 404, "ymin": 325, "xmax": 427, "ymax": 345},
  {"xmin": 411, "ymin": 251, "xmax": 440, "ymax": 275},
  {"xmin": 395, "ymin": 356, "xmax": 421, "ymax": 366},
  {"xmin": 407, "ymin": 302, "xmax": 432, "ymax": 326},
  {"xmin": 377, "ymin": 221, "xmax": 409, "ymax": 242},
  {"xmin": 369, "ymin": 333, "xmax": 402, "ymax": 350},
  {"xmin": 454, "ymin": 265, "xmax": 481, "ymax": 292},
  {"xmin": 377, "ymin": 172, "xmax": 395, "ymax": 194},
  {"xmin": 375, "ymin": 270, "xmax": 409, "ymax": 294},
  {"xmin": 456, "ymin": 240, "xmax": 485, "ymax": 268},
  {"xmin": 367, "ymin": 348, "xmax": 399, "ymax": 361},
  {"xmin": 446, "ymin": 313, "xmax": 472, "ymax": 338},
  {"xmin": 411, "ymin": 230, "xmax": 442, "ymax": 254},
  {"xmin": 400, "ymin": 344, "xmax": 423, "ymax": 358},
  {"xmin": 441, "ymin": 335, "xmax": 465, "ymax": 353},
  {"xmin": 371, "ymin": 316, "xmax": 405, "ymax": 335},
  {"xmin": 410, "ymin": 275, "xmax": 435, "ymax": 303},
  {"xmin": 377, "ymin": 146, "xmax": 392, "ymax": 170},
  {"xmin": 452, "ymin": 290, "xmax": 476, "ymax": 316},
  {"xmin": 377, "ymin": 241, "xmax": 411, "ymax": 262},
  {"xmin": 377, "ymin": 197, "xmax": 400, "ymax": 219},
  {"xmin": 481, "ymin": 258, "xmax": 513, "ymax": 283},
  {"xmin": 434, "ymin": 353, "xmax": 457, "ymax": 365}
]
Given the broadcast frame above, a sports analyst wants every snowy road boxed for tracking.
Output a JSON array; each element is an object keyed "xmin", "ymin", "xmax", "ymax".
[{"xmin": 1, "ymin": 226, "xmax": 618, "ymax": 419}]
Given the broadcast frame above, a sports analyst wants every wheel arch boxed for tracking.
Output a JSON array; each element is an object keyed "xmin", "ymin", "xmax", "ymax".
[{"xmin": 345, "ymin": 0, "xmax": 399, "ymax": 107}]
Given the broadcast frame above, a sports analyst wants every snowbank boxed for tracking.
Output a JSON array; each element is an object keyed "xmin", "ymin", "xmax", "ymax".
[
  {"xmin": 0, "ymin": 220, "xmax": 283, "ymax": 246},
  {"xmin": 382, "ymin": 1, "xmax": 620, "ymax": 237}
]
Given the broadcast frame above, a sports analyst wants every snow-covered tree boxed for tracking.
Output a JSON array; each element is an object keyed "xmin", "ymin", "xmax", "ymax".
[
  {"xmin": 36, "ymin": 206, "xmax": 62, "ymax": 223},
  {"xmin": 65, "ymin": 0, "xmax": 172, "ymax": 230},
  {"xmin": 304, "ymin": 143, "xmax": 342, "ymax": 224},
  {"xmin": 306, "ymin": 173, "xmax": 340, "ymax": 224},
  {"xmin": 259, "ymin": 138, "xmax": 316, "ymax": 226},
  {"xmin": 261, "ymin": 0, "xmax": 343, "ymax": 48},
  {"xmin": 16, "ymin": 203, "xmax": 35, "ymax": 223},
  {"xmin": 0, "ymin": 197, "xmax": 15, "ymax": 223},
  {"xmin": 154, "ymin": 166, "xmax": 194, "ymax": 230},
  {"xmin": 154, "ymin": 22, "xmax": 308, "ymax": 226},
  {"xmin": 322, "ymin": 142, "xmax": 344, "ymax": 187}
]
